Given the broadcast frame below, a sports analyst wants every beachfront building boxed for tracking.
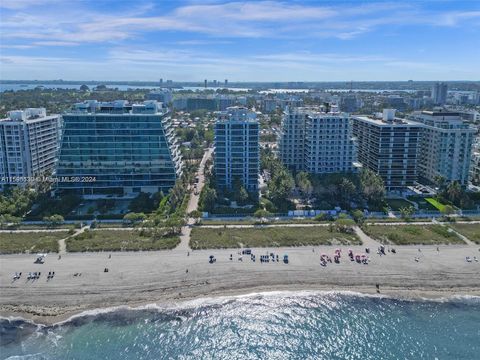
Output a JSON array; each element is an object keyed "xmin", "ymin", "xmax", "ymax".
[
  {"xmin": 0, "ymin": 108, "xmax": 61, "ymax": 189},
  {"xmin": 409, "ymin": 110, "xmax": 476, "ymax": 185},
  {"xmin": 279, "ymin": 106, "xmax": 358, "ymax": 174},
  {"xmin": 470, "ymin": 136, "xmax": 480, "ymax": 186},
  {"xmin": 55, "ymin": 100, "xmax": 182, "ymax": 197},
  {"xmin": 353, "ymin": 110, "xmax": 423, "ymax": 191},
  {"xmin": 278, "ymin": 107, "xmax": 306, "ymax": 171},
  {"xmin": 214, "ymin": 106, "xmax": 259, "ymax": 193}
]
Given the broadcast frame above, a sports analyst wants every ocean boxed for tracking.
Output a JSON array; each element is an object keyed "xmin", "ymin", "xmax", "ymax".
[{"xmin": 1, "ymin": 291, "xmax": 479, "ymax": 359}]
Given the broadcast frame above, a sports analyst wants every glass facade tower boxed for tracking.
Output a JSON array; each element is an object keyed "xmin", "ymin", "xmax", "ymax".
[{"xmin": 55, "ymin": 100, "xmax": 182, "ymax": 197}]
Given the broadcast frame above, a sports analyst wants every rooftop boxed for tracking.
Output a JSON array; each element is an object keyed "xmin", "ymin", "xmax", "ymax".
[
  {"xmin": 419, "ymin": 110, "xmax": 461, "ymax": 117},
  {"xmin": 353, "ymin": 115, "xmax": 423, "ymax": 127},
  {"xmin": 286, "ymin": 105, "xmax": 344, "ymax": 117},
  {"xmin": 67, "ymin": 100, "xmax": 167, "ymax": 115},
  {"xmin": 216, "ymin": 106, "xmax": 257, "ymax": 122},
  {"xmin": 1, "ymin": 108, "xmax": 58, "ymax": 123}
]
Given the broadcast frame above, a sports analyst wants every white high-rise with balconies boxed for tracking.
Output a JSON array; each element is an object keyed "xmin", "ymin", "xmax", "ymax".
[
  {"xmin": 0, "ymin": 108, "xmax": 61, "ymax": 188},
  {"xmin": 214, "ymin": 107, "xmax": 259, "ymax": 193},
  {"xmin": 279, "ymin": 106, "xmax": 358, "ymax": 174},
  {"xmin": 409, "ymin": 110, "xmax": 476, "ymax": 185}
]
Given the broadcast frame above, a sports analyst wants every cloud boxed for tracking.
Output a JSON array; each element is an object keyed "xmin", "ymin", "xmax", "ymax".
[
  {"xmin": 0, "ymin": 0, "xmax": 59, "ymax": 10},
  {"xmin": 174, "ymin": 1, "xmax": 337, "ymax": 21},
  {"xmin": 1, "ymin": 48, "xmax": 478, "ymax": 81},
  {"xmin": 434, "ymin": 10, "xmax": 480, "ymax": 26},
  {"xmin": 2, "ymin": 0, "xmax": 478, "ymax": 47},
  {"xmin": 1, "ymin": 1, "xmax": 479, "ymax": 81}
]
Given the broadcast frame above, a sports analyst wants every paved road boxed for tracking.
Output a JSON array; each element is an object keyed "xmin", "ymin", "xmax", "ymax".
[
  {"xmin": 186, "ymin": 147, "xmax": 213, "ymax": 215},
  {"xmin": 177, "ymin": 148, "xmax": 213, "ymax": 251}
]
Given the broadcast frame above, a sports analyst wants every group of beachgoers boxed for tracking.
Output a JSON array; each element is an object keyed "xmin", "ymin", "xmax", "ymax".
[
  {"xmin": 11, "ymin": 271, "xmax": 56, "ymax": 281},
  {"xmin": 319, "ymin": 249, "xmax": 370, "ymax": 267},
  {"xmin": 208, "ymin": 249, "xmax": 289, "ymax": 264}
]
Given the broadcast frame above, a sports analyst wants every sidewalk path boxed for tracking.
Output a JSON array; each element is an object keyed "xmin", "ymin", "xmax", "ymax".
[{"xmin": 177, "ymin": 148, "xmax": 213, "ymax": 251}]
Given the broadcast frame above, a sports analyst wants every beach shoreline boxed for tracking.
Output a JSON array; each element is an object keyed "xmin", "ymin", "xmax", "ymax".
[
  {"xmin": 2, "ymin": 285, "xmax": 480, "ymax": 327},
  {"xmin": 1, "ymin": 245, "xmax": 480, "ymax": 326}
]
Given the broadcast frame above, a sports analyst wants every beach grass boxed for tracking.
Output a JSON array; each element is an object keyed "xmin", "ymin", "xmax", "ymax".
[
  {"xmin": 66, "ymin": 230, "xmax": 179, "ymax": 252},
  {"xmin": 190, "ymin": 226, "xmax": 361, "ymax": 249},
  {"xmin": 0, "ymin": 231, "xmax": 68, "ymax": 254},
  {"xmin": 200, "ymin": 218, "xmax": 324, "ymax": 226},
  {"xmin": 365, "ymin": 217, "xmax": 432, "ymax": 223},
  {"xmin": 449, "ymin": 224, "xmax": 480, "ymax": 244},
  {"xmin": 95, "ymin": 222, "xmax": 131, "ymax": 228},
  {"xmin": 363, "ymin": 224, "xmax": 464, "ymax": 245}
]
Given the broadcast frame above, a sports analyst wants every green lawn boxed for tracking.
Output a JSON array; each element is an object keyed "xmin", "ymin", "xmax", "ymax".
[
  {"xmin": 449, "ymin": 224, "xmax": 480, "ymax": 244},
  {"xmin": 66, "ymin": 230, "xmax": 179, "ymax": 252},
  {"xmin": 0, "ymin": 231, "xmax": 69, "ymax": 254},
  {"xmin": 425, "ymin": 198, "xmax": 447, "ymax": 212},
  {"xmin": 408, "ymin": 196, "xmax": 438, "ymax": 211},
  {"xmin": 386, "ymin": 198, "xmax": 413, "ymax": 211},
  {"xmin": 190, "ymin": 226, "xmax": 361, "ymax": 249},
  {"xmin": 363, "ymin": 224, "xmax": 465, "ymax": 245}
]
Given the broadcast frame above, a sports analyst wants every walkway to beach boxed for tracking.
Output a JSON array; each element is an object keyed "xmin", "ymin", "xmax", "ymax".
[{"xmin": 177, "ymin": 147, "xmax": 213, "ymax": 251}]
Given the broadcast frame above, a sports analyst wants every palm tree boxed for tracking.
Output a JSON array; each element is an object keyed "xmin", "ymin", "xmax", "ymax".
[
  {"xmin": 339, "ymin": 178, "xmax": 355, "ymax": 208},
  {"xmin": 446, "ymin": 181, "xmax": 462, "ymax": 204}
]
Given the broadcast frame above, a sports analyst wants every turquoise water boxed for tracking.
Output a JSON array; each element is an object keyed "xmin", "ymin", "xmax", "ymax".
[{"xmin": 1, "ymin": 292, "xmax": 479, "ymax": 359}]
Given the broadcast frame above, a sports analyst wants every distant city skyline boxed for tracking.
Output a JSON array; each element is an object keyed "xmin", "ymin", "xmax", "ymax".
[{"xmin": 1, "ymin": 0, "xmax": 479, "ymax": 81}]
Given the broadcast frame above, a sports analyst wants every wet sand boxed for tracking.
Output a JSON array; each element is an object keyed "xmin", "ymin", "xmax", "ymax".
[{"xmin": 1, "ymin": 244, "xmax": 480, "ymax": 325}]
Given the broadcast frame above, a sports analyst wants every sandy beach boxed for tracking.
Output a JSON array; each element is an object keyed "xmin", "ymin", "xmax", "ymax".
[{"xmin": 1, "ymin": 243, "xmax": 480, "ymax": 325}]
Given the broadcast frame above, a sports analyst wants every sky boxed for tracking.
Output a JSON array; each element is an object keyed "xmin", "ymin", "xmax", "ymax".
[{"xmin": 0, "ymin": 0, "xmax": 479, "ymax": 82}]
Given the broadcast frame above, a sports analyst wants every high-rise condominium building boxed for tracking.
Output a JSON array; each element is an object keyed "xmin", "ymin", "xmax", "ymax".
[
  {"xmin": 279, "ymin": 106, "xmax": 358, "ymax": 174},
  {"xmin": 279, "ymin": 107, "xmax": 306, "ymax": 171},
  {"xmin": 470, "ymin": 136, "xmax": 480, "ymax": 186},
  {"xmin": 0, "ymin": 108, "xmax": 61, "ymax": 188},
  {"xmin": 353, "ymin": 110, "xmax": 423, "ymax": 191},
  {"xmin": 409, "ymin": 110, "xmax": 475, "ymax": 185},
  {"xmin": 146, "ymin": 89, "xmax": 173, "ymax": 104},
  {"xmin": 214, "ymin": 107, "xmax": 259, "ymax": 193},
  {"xmin": 431, "ymin": 82, "xmax": 448, "ymax": 105},
  {"xmin": 56, "ymin": 100, "xmax": 182, "ymax": 197}
]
